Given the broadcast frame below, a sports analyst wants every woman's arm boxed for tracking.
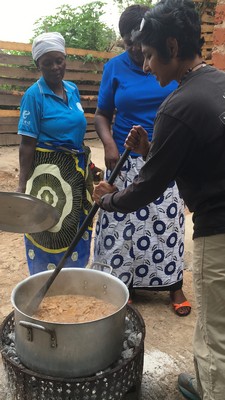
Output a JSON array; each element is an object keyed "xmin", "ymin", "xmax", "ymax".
[
  {"xmin": 93, "ymin": 124, "xmax": 151, "ymax": 204},
  {"xmin": 17, "ymin": 136, "xmax": 37, "ymax": 193},
  {"xmin": 94, "ymin": 107, "xmax": 119, "ymax": 171}
]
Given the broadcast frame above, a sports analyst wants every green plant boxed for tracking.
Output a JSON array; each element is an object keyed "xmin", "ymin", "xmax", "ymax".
[
  {"xmin": 32, "ymin": 2, "xmax": 117, "ymax": 52},
  {"xmin": 112, "ymin": 0, "xmax": 153, "ymax": 12}
]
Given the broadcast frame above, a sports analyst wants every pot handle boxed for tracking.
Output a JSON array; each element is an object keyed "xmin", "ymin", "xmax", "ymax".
[
  {"xmin": 90, "ymin": 262, "xmax": 112, "ymax": 274},
  {"xmin": 19, "ymin": 320, "xmax": 57, "ymax": 348}
]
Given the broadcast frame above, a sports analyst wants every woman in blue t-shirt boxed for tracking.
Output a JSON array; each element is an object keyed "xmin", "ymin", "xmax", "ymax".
[
  {"xmin": 93, "ymin": 5, "xmax": 191, "ymax": 316},
  {"xmin": 17, "ymin": 32, "xmax": 93, "ymax": 275}
]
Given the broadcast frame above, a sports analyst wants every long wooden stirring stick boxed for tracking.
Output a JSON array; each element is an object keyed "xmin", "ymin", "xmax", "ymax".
[{"xmin": 25, "ymin": 148, "xmax": 131, "ymax": 315}]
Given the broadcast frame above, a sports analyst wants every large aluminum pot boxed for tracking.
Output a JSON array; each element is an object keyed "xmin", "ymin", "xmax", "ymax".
[{"xmin": 11, "ymin": 268, "xmax": 129, "ymax": 378}]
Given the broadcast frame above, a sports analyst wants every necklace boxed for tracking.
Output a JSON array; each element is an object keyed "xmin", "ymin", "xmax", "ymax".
[
  {"xmin": 61, "ymin": 88, "xmax": 67, "ymax": 103},
  {"xmin": 58, "ymin": 87, "xmax": 67, "ymax": 103},
  {"xmin": 179, "ymin": 61, "xmax": 206, "ymax": 84},
  {"xmin": 53, "ymin": 85, "xmax": 67, "ymax": 102}
]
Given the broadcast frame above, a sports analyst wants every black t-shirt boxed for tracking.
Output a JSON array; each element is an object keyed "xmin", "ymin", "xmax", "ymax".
[{"xmin": 101, "ymin": 65, "xmax": 225, "ymax": 239}]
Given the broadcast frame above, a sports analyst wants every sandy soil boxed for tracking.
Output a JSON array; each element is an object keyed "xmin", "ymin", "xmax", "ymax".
[{"xmin": 0, "ymin": 141, "xmax": 196, "ymax": 400}]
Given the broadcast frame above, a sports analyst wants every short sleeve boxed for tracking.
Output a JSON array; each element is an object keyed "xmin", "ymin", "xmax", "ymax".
[
  {"xmin": 18, "ymin": 90, "xmax": 42, "ymax": 139},
  {"xmin": 97, "ymin": 62, "xmax": 116, "ymax": 113}
]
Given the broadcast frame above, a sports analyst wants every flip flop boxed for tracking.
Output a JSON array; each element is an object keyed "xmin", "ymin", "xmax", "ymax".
[{"xmin": 172, "ymin": 300, "xmax": 191, "ymax": 317}]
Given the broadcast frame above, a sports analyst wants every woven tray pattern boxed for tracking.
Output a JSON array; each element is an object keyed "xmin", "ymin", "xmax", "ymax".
[{"xmin": 0, "ymin": 305, "xmax": 145, "ymax": 400}]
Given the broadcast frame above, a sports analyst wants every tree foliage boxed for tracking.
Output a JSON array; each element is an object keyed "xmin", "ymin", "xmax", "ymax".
[
  {"xmin": 112, "ymin": 0, "xmax": 153, "ymax": 12},
  {"xmin": 32, "ymin": 2, "xmax": 117, "ymax": 52}
]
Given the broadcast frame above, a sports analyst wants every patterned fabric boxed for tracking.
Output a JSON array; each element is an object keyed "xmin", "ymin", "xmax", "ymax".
[
  {"xmin": 25, "ymin": 143, "xmax": 93, "ymax": 275},
  {"xmin": 94, "ymin": 156, "xmax": 185, "ymax": 289}
]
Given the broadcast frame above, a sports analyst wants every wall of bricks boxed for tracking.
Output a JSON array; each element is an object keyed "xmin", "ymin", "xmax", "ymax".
[{"xmin": 212, "ymin": 0, "xmax": 225, "ymax": 69}]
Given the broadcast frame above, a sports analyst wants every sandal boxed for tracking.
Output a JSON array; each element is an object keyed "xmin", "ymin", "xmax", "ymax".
[{"xmin": 172, "ymin": 300, "xmax": 191, "ymax": 317}]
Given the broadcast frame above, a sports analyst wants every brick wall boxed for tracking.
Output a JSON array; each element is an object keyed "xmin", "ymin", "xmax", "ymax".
[{"xmin": 212, "ymin": 0, "xmax": 225, "ymax": 69}]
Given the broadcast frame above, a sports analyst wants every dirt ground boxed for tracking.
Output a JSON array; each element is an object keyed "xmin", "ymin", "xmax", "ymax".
[{"xmin": 0, "ymin": 140, "xmax": 196, "ymax": 400}]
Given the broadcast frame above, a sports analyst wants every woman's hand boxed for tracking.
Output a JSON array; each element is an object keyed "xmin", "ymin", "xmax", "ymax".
[
  {"xmin": 104, "ymin": 145, "xmax": 120, "ymax": 171},
  {"xmin": 93, "ymin": 181, "xmax": 117, "ymax": 205},
  {"xmin": 125, "ymin": 125, "xmax": 151, "ymax": 158}
]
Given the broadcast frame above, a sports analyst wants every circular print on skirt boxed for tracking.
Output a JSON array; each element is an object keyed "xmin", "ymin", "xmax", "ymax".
[{"xmin": 26, "ymin": 149, "xmax": 92, "ymax": 251}]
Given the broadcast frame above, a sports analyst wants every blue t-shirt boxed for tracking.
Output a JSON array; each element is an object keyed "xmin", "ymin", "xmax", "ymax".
[
  {"xmin": 98, "ymin": 51, "xmax": 178, "ymax": 154},
  {"xmin": 18, "ymin": 76, "xmax": 87, "ymax": 148}
]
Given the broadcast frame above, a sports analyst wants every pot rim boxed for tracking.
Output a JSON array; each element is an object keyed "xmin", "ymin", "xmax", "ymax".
[{"xmin": 11, "ymin": 268, "xmax": 129, "ymax": 325}]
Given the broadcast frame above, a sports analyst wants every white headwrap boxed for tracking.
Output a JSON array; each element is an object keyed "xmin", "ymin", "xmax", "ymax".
[{"xmin": 32, "ymin": 32, "xmax": 66, "ymax": 62}]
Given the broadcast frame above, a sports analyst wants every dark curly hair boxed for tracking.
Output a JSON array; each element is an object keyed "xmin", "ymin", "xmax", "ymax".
[
  {"xmin": 134, "ymin": 0, "xmax": 204, "ymax": 61},
  {"xmin": 119, "ymin": 4, "xmax": 150, "ymax": 38}
]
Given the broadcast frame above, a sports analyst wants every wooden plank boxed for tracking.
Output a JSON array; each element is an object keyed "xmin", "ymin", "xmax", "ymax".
[
  {"xmin": 0, "ymin": 42, "xmax": 32, "ymax": 52},
  {"xmin": 0, "ymin": 65, "xmax": 102, "ymax": 83},
  {"xmin": 201, "ymin": 25, "xmax": 214, "ymax": 34},
  {"xmin": 0, "ymin": 117, "xmax": 18, "ymax": 124},
  {"xmin": 0, "ymin": 110, "xmax": 96, "ymax": 118},
  {"xmin": 0, "ymin": 132, "xmax": 99, "ymax": 144},
  {"xmin": 84, "ymin": 131, "xmax": 98, "ymax": 139},
  {"xmin": 202, "ymin": 43, "xmax": 213, "ymax": 50},
  {"xmin": 86, "ymin": 125, "xmax": 96, "ymax": 132},
  {"xmin": 0, "ymin": 53, "xmax": 104, "ymax": 72},
  {"xmin": 64, "ymin": 71, "xmax": 102, "ymax": 82},
  {"xmin": 66, "ymin": 59, "xmax": 104, "ymax": 71},
  {"xmin": 0, "ymin": 124, "xmax": 98, "ymax": 135},
  {"xmin": 0, "ymin": 95, "xmax": 97, "ymax": 108},
  {"xmin": 0, "ymin": 40, "xmax": 117, "ymax": 60},
  {"xmin": 0, "ymin": 125, "xmax": 97, "ymax": 134},
  {"xmin": 202, "ymin": 33, "xmax": 213, "ymax": 42},
  {"xmin": 201, "ymin": 14, "xmax": 215, "ymax": 24},
  {"xmin": 0, "ymin": 124, "xmax": 18, "ymax": 133},
  {"xmin": 81, "ymin": 95, "xmax": 97, "ymax": 101},
  {"xmin": 0, "ymin": 124, "xmax": 97, "ymax": 136},
  {"xmin": 0, "ymin": 110, "xmax": 20, "ymax": 117},
  {"xmin": 76, "ymin": 84, "xmax": 100, "ymax": 93},
  {"xmin": 0, "ymin": 78, "xmax": 100, "ymax": 93},
  {"xmin": 79, "ymin": 99, "xmax": 97, "ymax": 108},
  {"xmin": 0, "ymin": 77, "xmax": 34, "ymax": 88},
  {"xmin": 0, "ymin": 91, "xmax": 97, "ymax": 100},
  {"xmin": 0, "ymin": 89, "xmax": 23, "ymax": 96},
  {"xmin": 0, "ymin": 53, "xmax": 34, "ymax": 67},
  {"xmin": 0, "ymin": 133, "xmax": 21, "ymax": 146},
  {"xmin": 0, "ymin": 65, "xmax": 39, "ymax": 80},
  {"xmin": 0, "ymin": 129, "xmax": 98, "ymax": 144},
  {"xmin": 0, "ymin": 94, "xmax": 21, "ymax": 106},
  {"xmin": 0, "ymin": 112, "xmax": 95, "ymax": 122},
  {"xmin": 0, "ymin": 127, "xmax": 98, "ymax": 146}
]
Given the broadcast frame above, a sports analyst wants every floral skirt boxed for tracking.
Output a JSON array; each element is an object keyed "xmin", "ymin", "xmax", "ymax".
[
  {"xmin": 25, "ymin": 143, "xmax": 93, "ymax": 275},
  {"xmin": 94, "ymin": 155, "xmax": 185, "ymax": 290}
]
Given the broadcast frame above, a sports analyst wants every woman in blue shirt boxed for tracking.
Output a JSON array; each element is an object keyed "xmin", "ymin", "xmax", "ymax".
[
  {"xmin": 93, "ymin": 5, "xmax": 191, "ymax": 316},
  {"xmin": 17, "ymin": 32, "xmax": 93, "ymax": 275}
]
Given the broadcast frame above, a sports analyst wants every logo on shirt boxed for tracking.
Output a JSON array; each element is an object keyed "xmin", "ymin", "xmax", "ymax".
[{"xmin": 23, "ymin": 110, "xmax": 30, "ymax": 119}]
